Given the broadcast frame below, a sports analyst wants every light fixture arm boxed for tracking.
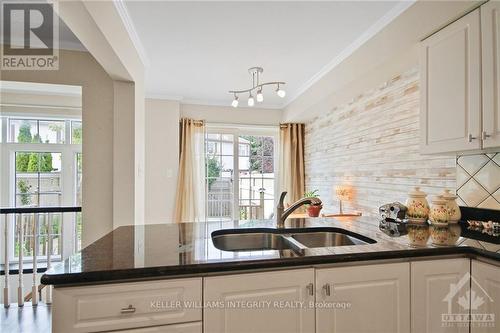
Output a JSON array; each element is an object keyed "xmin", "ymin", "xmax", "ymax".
[{"xmin": 229, "ymin": 81, "xmax": 286, "ymax": 94}]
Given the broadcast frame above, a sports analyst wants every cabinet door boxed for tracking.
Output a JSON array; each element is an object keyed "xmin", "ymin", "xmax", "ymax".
[
  {"xmin": 113, "ymin": 322, "xmax": 202, "ymax": 333},
  {"xmin": 411, "ymin": 258, "xmax": 470, "ymax": 333},
  {"xmin": 316, "ymin": 262, "xmax": 410, "ymax": 333},
  {"xmin": 482, "ymin": 1, "xmax": 500, "ymax": 148},
  {"xmin": 471, "ymin": 261, "xmax": 500, "ymax": 333},
  {"xmin": 420, "ymin": 9, "xmax": 481, "ymax": 154},
  {"xmin": 204, "ymin": 269, "xmax": 315, "ymax": 333}
]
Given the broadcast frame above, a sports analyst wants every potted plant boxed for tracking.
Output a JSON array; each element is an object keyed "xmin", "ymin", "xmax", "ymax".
[{"xmin": 304, "ymin": 190, "xmax": 322, "ymax": 217}]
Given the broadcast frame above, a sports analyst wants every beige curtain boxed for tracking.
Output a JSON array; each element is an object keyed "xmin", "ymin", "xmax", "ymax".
[
  {"xmin": 279, "ymin": 123, "xmax": 305, "ymax": 207},
  {"xmin": 174, "ymin": 118, "xmax": 206, "ymax": 222}
]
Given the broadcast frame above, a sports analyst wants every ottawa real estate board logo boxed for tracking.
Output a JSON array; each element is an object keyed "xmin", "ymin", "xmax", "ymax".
[
  {"xmin": 442, "ymin": 272, "xmax": 495, "ymax": 328},
  {"xmin": 1, "ymin": 1, "xmax": 59, "ymax": 70}
]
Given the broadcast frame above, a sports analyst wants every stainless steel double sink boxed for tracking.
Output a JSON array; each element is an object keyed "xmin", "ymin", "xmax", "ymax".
[{"xmin": 211, "ymin": 227, "xmax": 376, "ymax": 252}]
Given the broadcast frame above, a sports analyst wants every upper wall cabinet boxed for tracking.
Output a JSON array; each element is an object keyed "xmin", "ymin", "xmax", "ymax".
[
  {"xmin": 420, "ymin": 9, "xmax": 482, "ymax": 154},
  {"xmin": 482, "ymin": 1, "xmax": 500, "ymax": 148}
]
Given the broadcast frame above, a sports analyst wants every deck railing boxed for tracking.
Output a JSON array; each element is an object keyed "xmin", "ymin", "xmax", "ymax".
[{"xmin": 1, "ymin": 206, "xmax": 81, "ymax": 308}]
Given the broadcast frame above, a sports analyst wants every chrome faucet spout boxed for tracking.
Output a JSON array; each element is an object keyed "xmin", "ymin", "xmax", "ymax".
[{"xmin": 276, "ymin": 191, "xmax": 322, "ymax": 228}]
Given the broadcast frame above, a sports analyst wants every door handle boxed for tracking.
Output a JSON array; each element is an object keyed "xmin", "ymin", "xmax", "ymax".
[
  {"xmin": 306, "ymin": 283, "xmax": 314, "ymax": 296},
  {"xmin": 468, "ymin": 134, "xmax": 477, "ymax": 142},
  {"xmin": 121, "ymin": 304, "xmax": 136, "ymax": 314},
  {"xmin": 323, "ymin": 283, "xmax": 331, "ymax": 296},
  {"xmin": 482, "ymin": 131, "xmax": 491, "ymax": 140}
]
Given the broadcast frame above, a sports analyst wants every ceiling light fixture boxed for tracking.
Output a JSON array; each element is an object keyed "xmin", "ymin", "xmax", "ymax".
[
  {"xmin": 229, "ymin": 67, "xmax": 286, "ymax": 107},
  {"xmin": 276, "ymin": 83, "xmax": 286, "ymax": 98},
  {"xmin": 247, "ymin": 92, "xmax": 255, "ymax": 107},
  {"xmin": 231, "ymin": 94, "xmax": 239, "ymax": 108}
]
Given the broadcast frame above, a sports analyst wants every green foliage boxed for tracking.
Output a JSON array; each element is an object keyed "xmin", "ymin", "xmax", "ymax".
[
  {"xmin": 16, "ymin": 122, "xmax": 33, "ymax": 172},
  {"xmin": 206, "ymin": 156, "xmax": 221, "ymax": 189},
  {"xmin": 14, "ymin": 122, "xmax": 53, "ymax": 172},
  {"xmin": 16, "ymin": 153, "xmax": 30, "ymax": 172},
  {"xmin": 72, "ymin": 126, "xmax": 82, "ymax": 144},
  {"xmin": 304, "ymin": 189, "xmax": 320, "ymax": 198},
  {"xmin": 17, "ymin": 180, "xmax": 32, "ymax": 206},
  {"xmin": 26, "ymin": 152, "xmax": 53, "ymax": 172},
  {"xmin": 17, "ymin": 121, "xmax": 32, "ymax": 143}
]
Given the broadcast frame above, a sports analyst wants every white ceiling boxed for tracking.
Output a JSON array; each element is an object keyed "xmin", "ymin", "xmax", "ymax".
[{"xmin": 125, "ymin": 1, "xmax": 410, "ymax": 109}]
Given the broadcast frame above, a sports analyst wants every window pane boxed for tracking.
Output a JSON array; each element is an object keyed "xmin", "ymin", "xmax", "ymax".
[
  {"xmin": 263, "ymin": 137, "xmax": 274, "ymax": 156},
  {"xmin": 9, "ymin": 119, "xmax": 37, "ymax": 143},
  {"xmin": 39, "ymin": 120, "xmax": 65, "ymax": 143},
  {"xmin": 207, "ymin": 133, "xmax": 219, "ymax": 140},
  {"xmin": 76, "ymin": 153, "xmax": 83, "ymax": 206},
  {"xmin": 71, "ymin": 121, "xmax": 82, "ymax": 144},
  {"xmin": 39, "ymin": 193, "xmax": 61, "ymax": 206},
  {"xmin": 221, "ymin": 142, "xmax": 233, "ymax": 155},
  {"xmin": 16, "ymin": 194, "xmax": 38, "ymax": 207}
]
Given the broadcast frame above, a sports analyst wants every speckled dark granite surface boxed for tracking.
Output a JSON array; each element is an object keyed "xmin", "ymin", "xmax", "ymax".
[{"xmin": 41, "ymin": 217, "xmax": 500, "ymax": 286}]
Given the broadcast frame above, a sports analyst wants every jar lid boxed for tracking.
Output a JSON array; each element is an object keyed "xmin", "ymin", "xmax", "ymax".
[
  {"xmin": 441, "ymin": 189, "xmax": 457, "ymax": 200},
  {"xmin": 431, "ymin": 196, "xmax": 447, "ymax": 205},
  {"xmin": 408, "ymin": 187, "xmax": 427, "ymax": 198}
]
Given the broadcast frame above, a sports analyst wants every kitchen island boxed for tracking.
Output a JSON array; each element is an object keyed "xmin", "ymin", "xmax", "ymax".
[{"xmin": 43, "ymin": 215, "xmax": 500, "ymax": 333}]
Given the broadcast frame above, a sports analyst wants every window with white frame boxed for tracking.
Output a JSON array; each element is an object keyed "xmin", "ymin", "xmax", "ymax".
[
  {"xmin": 0, "ymin": 116, "xmax": 82, "ymax": 261},
  {"xmin": 205, "ymin": 125, "xmax": 278, "ymax": 221}
]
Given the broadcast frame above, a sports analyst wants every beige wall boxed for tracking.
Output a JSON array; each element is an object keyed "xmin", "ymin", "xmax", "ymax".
[
  {"xmin": 145, "ymin": 98, "xmax": 180, "ymax": 224},
  {"xmin": 304, "ymin": 68, "xmax": 456, "ymax": 217},
  {"xmin": 1, "ymin": 50, "xmax": 123, "ymax": 246},
  {"xmin": 56, "ymin": 0, "xmax": 146, "ymax": 227},
  {"xmin": 180, "ymin": 103, "xmax": 282, "ymax": 125}
]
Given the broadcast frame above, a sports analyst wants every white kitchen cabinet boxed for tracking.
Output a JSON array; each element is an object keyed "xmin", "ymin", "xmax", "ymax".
[
  {"xmin": 315, "ymin": 262, "xmax": 410, "ymax": 333},
  {"xmin": 203, "ymin": 268, "xmax": 315, "ymax": 333},
  {"xmin": 411, "ymin": 258, "xmax": 470, "ymax": 333},
  {"xmin": 470, "ymin": 260, "xmax": 500, "ymax": 333},
  {"xmin": 420, "ymin": 9, "xmax": 482, "ymax": 154},
  {"xmin": 52, "ymin": 278, "xmax": 202, "ymax": 333},
  {"xmin": 481, "ymin": 1, "xmax": 500, "ymax": 148}
]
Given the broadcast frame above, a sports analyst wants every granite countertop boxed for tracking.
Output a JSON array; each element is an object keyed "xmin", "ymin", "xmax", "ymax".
[{"xmin": 41, "ymin": 216, "xmax": 500, "ymax": 286}]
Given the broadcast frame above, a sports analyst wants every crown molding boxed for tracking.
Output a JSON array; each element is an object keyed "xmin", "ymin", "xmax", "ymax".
[
  {"xmin": 113, "ymin": 0, "xmax": 150, "ymax": 68},
  {"xmin": 283, "ymin": 0, "xmax": 416, "ymax": 108}
]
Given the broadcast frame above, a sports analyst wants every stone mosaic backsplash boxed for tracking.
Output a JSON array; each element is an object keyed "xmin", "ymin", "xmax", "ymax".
[
  {"xmin": 456, "ymin": 153, "xmax": 500, "ymax": 210},
  {"xmin": 304, "ymin": 68, "xmax": 456, "ymax": 218}
]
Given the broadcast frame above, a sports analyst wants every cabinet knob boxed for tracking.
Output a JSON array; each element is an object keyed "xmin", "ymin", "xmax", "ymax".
[
  {"xmin": 322, "ymin": 283, "xmax": 331, "ymax": 296},
  {"xmin": 482, "ymin": 131, "xmax": 491, "ymax": 140},
  {"xmin": 121, "ymin": 304, "xmax": 136, "ymax": 314},
  {"xmin": 468, "ymin": 134, "xmax": 477, "ymax": 142},
  {"xmin": 306, "ymin": 283, "xmax": 314, "ymax": 296}
]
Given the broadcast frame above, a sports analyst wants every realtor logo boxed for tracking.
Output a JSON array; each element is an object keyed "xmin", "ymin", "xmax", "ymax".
[
  {"xmin": 442, "ymin": 272, "xmax": 495, "ymax": 328},
  {"xmin": 1, "ymin": 1, "xmax": 59, "ymax": 70}
]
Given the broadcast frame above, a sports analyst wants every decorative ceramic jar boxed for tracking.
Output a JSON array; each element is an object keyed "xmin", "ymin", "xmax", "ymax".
[
  {"xmin": 441, "ymin": 189, "xmax": 461, "ymax": 223},
  {"xmin": 429, "ymin": 196, "xmax": 449, "ymax": 224},
  {"xmin": 430, "ymin": 224, "xmax": 461, "ymax": 246},
  {"xmin": 407, "ymin": 223, "xmax": 430, "ymax": 247},
  {"xmin": 405, "ymin": 187, "xmax": 430, "ymax": 224}
]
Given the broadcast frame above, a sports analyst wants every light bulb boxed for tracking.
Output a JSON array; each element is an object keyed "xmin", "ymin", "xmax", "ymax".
[
  {"xmin": 276, "ymin": 85, "xmax": 286, "ymax": 98},
  {"xmin": 248, "ymin": 94, "xmax": 255, "ymax": 107},
  {"xmin": 256, "ymin": 89, "xmax": 264, "ymax": 102},
  {"xmin": 231, "ymin": 96, "xmax": 239, "ymax": 108}
]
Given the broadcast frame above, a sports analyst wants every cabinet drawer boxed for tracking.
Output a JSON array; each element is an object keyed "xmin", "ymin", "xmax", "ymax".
[
  {"xmin": 53, "ymin": 278, "xmax": 202, "ymax": 333},
  {"xmin": 112, "ymin": 321, "xmax": 202, "ymax": 333}
]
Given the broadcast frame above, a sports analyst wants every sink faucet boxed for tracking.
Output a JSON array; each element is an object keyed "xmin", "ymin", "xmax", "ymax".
[{"xmin": 276, "ymin": 191, "xmax": 322, "ymax": 228}]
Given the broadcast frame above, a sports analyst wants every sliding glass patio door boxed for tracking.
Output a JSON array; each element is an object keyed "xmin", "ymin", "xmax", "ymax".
[{"xmin": 205, "ymin": 126, "xmax": 278, "ymax": 222}]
